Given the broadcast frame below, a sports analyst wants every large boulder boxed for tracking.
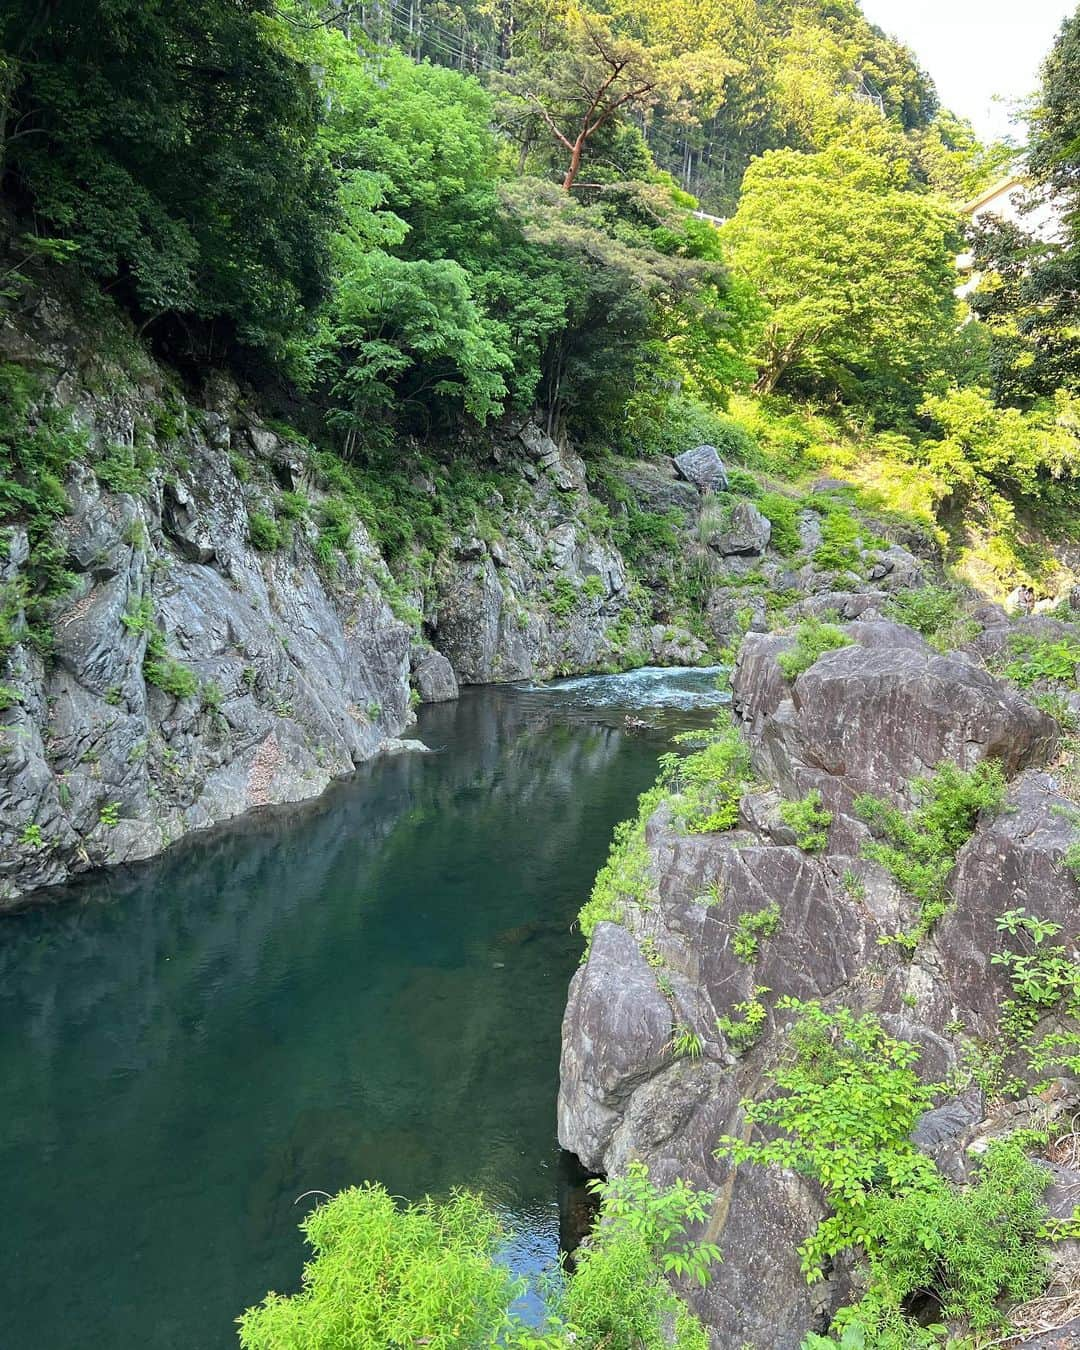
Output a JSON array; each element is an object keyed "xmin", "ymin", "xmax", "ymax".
[
  {"xmin": 674, "ymin": 444, "xmax": 729, "ymax": 493},
  {"xmin": 616, "ymin": 461, "xmax": 700, "ymax": 515},
  {"xmin": 935, "ymin": 771, "xmax": 1080, "ymax": 1028},
  {"xmin": 707, "ymin": 500, "xmax": 772, "ymax": 557},
  {"xmin": 410, "ymin": 647, "xmax": 459, "ymax": 703},
  {"xmin": 558, "ymin": 922, "xmax": 673, "ymax": 1169},
  {"xmin": 734, "ymin": 627, "xmax": 1058, "ymax": 813}
]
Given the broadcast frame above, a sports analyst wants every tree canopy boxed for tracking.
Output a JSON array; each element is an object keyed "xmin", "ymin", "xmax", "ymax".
[{"xmin": 724, "ymin": 144, "xmax": 961, "ymax": 404}]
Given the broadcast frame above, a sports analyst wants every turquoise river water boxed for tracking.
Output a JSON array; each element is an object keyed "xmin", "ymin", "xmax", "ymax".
[{"xmin": 0, "ymin": 668, "xmax": 725, "ymax": 1348}]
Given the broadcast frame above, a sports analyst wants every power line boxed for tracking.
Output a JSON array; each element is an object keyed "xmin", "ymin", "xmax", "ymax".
[{"xmin": 373, "ymin": 1, "xmax": 507, "ymax": 74}]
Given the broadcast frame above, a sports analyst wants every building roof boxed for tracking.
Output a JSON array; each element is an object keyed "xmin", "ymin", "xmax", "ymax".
[{"xmin": 961, "ymin": 173, "xmax": 1027, "ymax": 216}]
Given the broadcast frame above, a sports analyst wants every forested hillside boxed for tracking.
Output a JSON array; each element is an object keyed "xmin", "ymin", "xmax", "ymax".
[{"xmin": 3, "ymin": 0, "xmax": 1078, "ymax": 619}]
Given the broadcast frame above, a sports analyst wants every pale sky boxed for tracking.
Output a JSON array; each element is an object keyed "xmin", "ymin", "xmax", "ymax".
[{"xmin": 858, "ymin": 0, "xmax": 1075, "ymax": 142}]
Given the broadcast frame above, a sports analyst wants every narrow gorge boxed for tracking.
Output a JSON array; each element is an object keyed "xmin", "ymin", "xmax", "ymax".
[{"xmin": 4, "ymin": 0, "xmax": 1080, "ymax": 1346}]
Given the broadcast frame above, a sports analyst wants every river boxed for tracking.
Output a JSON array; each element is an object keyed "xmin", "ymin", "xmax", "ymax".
[{"xmin": 0, "ymin": 668, "xmax": 725, "ymax": 1348}]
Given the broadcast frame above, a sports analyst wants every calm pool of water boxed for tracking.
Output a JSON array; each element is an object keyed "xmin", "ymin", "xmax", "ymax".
[{"xmin": 0, "ymin": 669, "xmax": 723, "ymax": 1348}]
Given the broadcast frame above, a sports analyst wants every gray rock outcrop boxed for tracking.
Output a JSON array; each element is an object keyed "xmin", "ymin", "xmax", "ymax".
[
  {"xmin": 674, "ymin": 444, "xmax": 730, "ymax": 493},
  {"xmin": 558, "ymin": 614, "xmax": 1077, "ymax": 1348},
  {"xmin": 706, "ymin": 500, "xmax": 772, "ymax": 557}
]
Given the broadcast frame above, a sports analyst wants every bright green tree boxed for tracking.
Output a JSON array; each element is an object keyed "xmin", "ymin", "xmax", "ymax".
[
  {"xmin": 237, "ymin": 1167, "xmax": 718, "ymax": 1349},
  {"xmin": 724, "ymin": 144, "xmax": 961, "ymax": 404}
]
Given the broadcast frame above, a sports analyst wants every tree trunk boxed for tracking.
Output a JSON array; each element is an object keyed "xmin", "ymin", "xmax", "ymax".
[{"xmin": 562, "ymin": 135, "xmax": 585, "ymax": 190}]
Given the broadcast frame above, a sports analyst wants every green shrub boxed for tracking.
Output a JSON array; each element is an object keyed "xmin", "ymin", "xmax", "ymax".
[
  {"xmin": 549, "ymin": 575, "xmax": 578, "ymax": 617},
  {"xmin": 777, "ymin": 618, "xmax": 853, "ymax": 680},
  {"xmin": 95, "ymin": 439, "xmax": 157, "ymax": 494},
  {"xmin": 579, "ymin": 785, "xmax": 665, "ymax": 939},
  {"xmin": 140, "ymin": 620, "xmax": 198, "ymax": 701},
  {"xmin": 276, "ymin": 491, "xmax": 309, "ymax": 522},
  {"xmin": 612, "ymin": 504, "xmax": 686, "ymax": 566},
  {"xmin": 144, "ymin": 650, "xmax": 198, "ymax": 700},
  {"xmin": 316, "ymin": 495, "xmax": 357, "ymax": 568},
  {"xmin": 720, "ymin": 1002, "xmax": 1049, "ymax": 1343},
  {"xmin": 0, "ymin": 578, "xmax": 25, "ymax": 657},
  {"xmin": 237, "ymin": 1167, "xmax": 716, "ymax": 1350},
  {"xmin": 636, "ymin": 393, "xmax": 759, "ymax": 467},
  {"xmin": 854, "ymin": 760, "xmax": 1005, "ymax": 945},
  {"xmin": 661, "ymin": 713, "xmax": 754, "ymax": 835},
  {"xmin": 732, "ymin": 902, "xmax": 781, "ymax": 962},
  {"xmin": 715, "ymin": 985, "xmax": 769, "ymax": 1052},
  {"xmin": 565, "ymin": 1163, "xmax": 717, "ymax": 1350},
  {"xmin": 988, "ymin": 908, "xmax": 1080, "ymax": 1087},
  {"xmin": 0, "ymin": 364, "xmax": 84, "ymax": 647},
  {"xmin": 886, "ymin": 584, "xmax": 978, "ymax": 651},
  {"xmin": 756, "ymin": 491, "xmax": 802, "ymax": 556},
  {"xmin": 237, "ymin": 1185, "xmax": 522, "ymax": 1349},
  {"xmin": 778, "ymin": 789, "xmax": 832, "ymax": 852},
  {"xmin": 248, "ymin": 510, "xmax": 285, "ymax": 552},
  {"xmin": 812, "ymin": 507, "xmax": 864, "ymax": 575},
  {"xmin": 1002, "ymin": 632, "xmax": 1080, "ymax": 688}
]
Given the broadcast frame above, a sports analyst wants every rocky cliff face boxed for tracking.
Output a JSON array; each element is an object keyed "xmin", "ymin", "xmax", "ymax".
[
  {"xmin": 557, "ymin": 614, "xmax": 1080, "ymax": 1347},
  {"xmin": 0, "ymin": 303, "xmax": 419, "ymax": 904},
  {"xmin": 0, "ymin": 288, "xmax": 715, "ymax": 905},
  {"xmin": 0, "ymin": 281, "xmax": 937, "ymax": 907}
]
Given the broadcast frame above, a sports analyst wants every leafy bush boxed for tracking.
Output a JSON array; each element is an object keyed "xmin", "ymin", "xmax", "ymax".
[
  {"xmin": 143, "ymin": 645, "xmax": 198, "ymax": 701},
  {"xmin": 564, "ymin": 1163, "xmax": 717, "ymax": 1350},
  {"xmin": 812, "ymin": 507, "xmax": 865, "ymax": 575},
  {"xmin": 95, "ymin": 439, "xmax": 157, "ymax": 495},
  {"xmin": 549, "ymin": 576, "xmax": 578, "ymax": 618},
  {"xmin": 579, "ymin": 785, "xmax": 665, "ymax": 939},
  {"xmin": 718, "ymin": 1002, "xmax": 938, "ymax": 1259},
  {"xmin": 0, "ymin": 364, "xmax": 84, "ymax": 650},
  {"xmin": 847, "ymin": 1141, "xmax": 1048, "ymax": 1338},
  {"xmin": 755, "ymin": 491, "xmax": 802, "ymax": 556},
  {"xmin": 733, "ymin": 902, "xmax": 781, "ymax": 962},
  {"xmin": 886, "ymin": 584, "xmax": 979, "ymax": 652},
  {"xmin": 778, "ymin": 789, "xmax": 833, "ymax": 852},
  {"xmin": 661, "ymin": 713, "xmax": 754, "ymax": 835},
  {"xmin": 237, "ymin": 1184, "xmax": 522, "ymax": 1349},
  {"xmin": 990, "ymin": 908, "xmax": 1080, "ymax": 1086},
  {"xmin": 777, "ymin": 618, "xmax": 853, "ymax": 680},
  {"xmin": 237, "ymin": 1167, "xmax": 716, "ymax": 1350},
  {"xmin": 854, "ymin": 760, "xmax": 1006, "ymax": 946},
  {"xmin": 248, "ymin": 511, "xmax": 286, "ymax": 552},
  {"xmin": 1002, "ymin": 632, "xmax": 1080, "ymax": 688},
  {"xmin": 713, "ymin": 1000, "xmax": 1050, "ymax": 1342},
  {"xmin": 316, "ymin": 496, "xmax": 358, "ymax": 569},
  {"xmin": 715, "ymin": 986, "xmax": 769, "ymax": 1052}
]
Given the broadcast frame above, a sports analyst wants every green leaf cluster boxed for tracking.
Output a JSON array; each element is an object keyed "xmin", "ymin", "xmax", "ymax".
[
  {"xmin": 854, "ymin": 759, "xmax": 1005, "ymax": 946},
  {"xmin": 776, "ymin": 618, "xmax": 853, "ymax": 681},
  {"xmin": 1002, "ymin": 633, "xmax": 1080, "ymax": 689},
  {"xmin": 778, "ymin": 790, "xmax": 833, "ymax": 853},
  {"xmin": 718, "ymin": 1002, "xmax": 1050, "ymax": 1345},
  {"xmin": 732, "ymin": 902, "xmax": 781, "ymax": 963},
  {"xmin": 661, "ymin": 711, "xmax": 753, "ymax": 835},
  {"xmin": 237, "ymin": 1165, "xmax": 716, "ymax": 1350}
]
